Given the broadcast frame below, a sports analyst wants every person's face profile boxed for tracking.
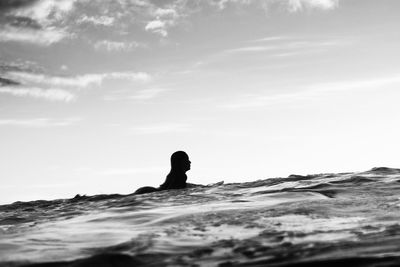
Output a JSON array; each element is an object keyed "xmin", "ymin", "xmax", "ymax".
[{"xmin": 183, "ymin": 156, "xmax": 191, "ymax": 171}]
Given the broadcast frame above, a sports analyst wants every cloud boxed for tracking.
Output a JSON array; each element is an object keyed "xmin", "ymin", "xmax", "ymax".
[
  {"xmin": 0, "ymin": 61, "xmax": 78, "ymax": 102},
  {"xmin": 250, "ymin": 36, "xmax": 288, "ymax": 42},
  {"xmin": 224, "ymin": 39, "xmax": 347, "ymax": 54},
  {"xmin": 12, "ymin": 0, "xmax": 77, "ymax": 25},
  {"xmin": 5, "ymin": 71, "xmax": 152, "ymax": 88},
  {"xmin": 221, "ymin": 74, "xmax": 400, "ymax": 109},
  {"xmin": 145, "ymin": 19, "xmax": 168, "ymax": 37},
  {"xmin": 130, "ymin": 88, "xmax": 168, "ymax": 100},
  {"xmin": 220, "ymin": 91, "xmax": 311, "ymax": 109},
  {"xmin": 77, "ymin": 15, "xmax": 115, "ymax": 26},
  {"xmin": 0, "ymin": 59, "xmax": 43, "ymax": 73},
  {"xmin": 94, "ymin": 40, "xmax": 142, "ymax": 52},
  {"xmin": 0, "ymin": 86, "xmax": 75, "ymax": 102},
  {"xmin": 226, "ymin": 45, "xmax": 278, "ymax": 53},
  {"xmin": 0, "ymin": 77, "xmax": 20, "ymax": 86},
  {"xmin": 287, "ymin": 0, "xmax": 338, "ymax": 12},
  {"xmin": 144, "ymin": 3, "xmax": 185, "ymax": 37},
  {"xmin": 308, "ymin": 75, "xmax": 400, "ymax": 92},
  {"xmin": 145, "ymin": 19, "xmax": 166, "ymax": 30},
  {"xmin": 211, "ymin": 0, "xmax": 338, "ymax": 11},
  {"xmin": 0, "ymin": 0, "xmax": 340, "ymax": 45},
  {"xmin": 1, "ymin": 15, "xmax": 42, "ymax": 29},
  {"xmin": 141, "ymin": 0, "xmax": 339, "ymax": 36},
  {"xmin": 0, "ymin": 25, "xmax": 68, "ymax": 45},
  {"xmin": 0, "ymin": 117, "xmax": 82, "ymax": 127},
  {"xmin": 211, "ymin": 0, "xmax": 251, "ymax": 10},
  {"xmin": 5, "ymin": 71, "xmax": 101, "ymax": 87},
  {"xmin": 104, "ymin": 88, "xmax": 167, "ymax": 101},
  {"xmin": 1, "ymin": 61, "xmax": 151, "ymax": 102},
  {"xmin": 107, "ymin": 72, "xmax": 152, "ymax": 82},
  {"xmin": 0, "ymin": 0, "xmax": 39, "ymax": 13},
  {"xmin": 130, "ymin": 123, "xmax": 191, "ymax": 135},
  {"xmin": 0, "ymin": 0, "xmax": 77, "ymax": 45},
  {"xmin": 154, "ymin": 8, "xmax": 178, "ymax": 18}
]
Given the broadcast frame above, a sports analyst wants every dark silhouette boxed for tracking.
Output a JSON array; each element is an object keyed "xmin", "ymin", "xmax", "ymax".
[{"xmin": 134, "ymin": 151, "xmax": 191, "ymax": 194}]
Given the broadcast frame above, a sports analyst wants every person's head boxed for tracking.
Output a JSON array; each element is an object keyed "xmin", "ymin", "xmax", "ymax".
[{"xmin": 170, "ymin": 151, "xmax": 191, "ymax": 173}]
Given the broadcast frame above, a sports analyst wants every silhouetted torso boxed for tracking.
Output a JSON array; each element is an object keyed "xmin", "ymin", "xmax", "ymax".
[
  {"xmin": 159, "ymin": 172, "xmax": 187, "ymax": 190},
  {"xmin": 134, "ymin": 151, "xmax": 191, "ymax": 195}
]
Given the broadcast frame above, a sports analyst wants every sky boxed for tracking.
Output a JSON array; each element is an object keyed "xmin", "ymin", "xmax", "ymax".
[{"xmin": 1, "ymin": 0, "xmax": 400, "ymax": 204}]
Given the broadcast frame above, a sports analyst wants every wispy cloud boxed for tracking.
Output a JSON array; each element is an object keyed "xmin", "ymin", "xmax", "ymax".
[
  {"xmin": 144, "ymin": 5, "xmax": 183, "ymax": 37},
  {"xmin": 0, "ymin": 25, "xmax": 68, "ymax": 46},
  {"xmin": 142, "ymin": 0, "xmax": 339, "ymax": 37},
  {"xmin": 1, "ymin": 61, "xmax": 75, "ymax": 102},
  {"xmin": 0, "ymin": 77, "xmax": 20, "ymax": 86},
  {"xmin": 146, "ymin": 0, "xmax": 339, "ymax": 36},
  {"xmin": 220, "ymin": 91, "xmax": 311, "ymax": 109},
  {"xmin": 0, "ymin": 117, "xmax": 82, "ymax": 127},
  {"xmin": 145, "ymin": 19, "xmax": 168, "ymax": 37},
  {"xmin": 212, "ymin": 0, "xmax": 338, "ymax": 11},
  {"xmin": 12, "ymin": 0, "xmax": 77, "ymax": 24},
  {"xmin": 0, "ymin": 60, "xmax": 43, "ymax": 73},
  {"xmin": 221, "ymin": 74, "xmax": 400, "ymax": 109},
  {"xmin": 250, "ymin": 36, "xmax": 288, "ymax": 42},
  {"xmin": 225, "ymin": 39, "xmax": 345, "ymax": 54},
  {"xmin": 226, "ymin": 45, "xmax": 278, "ymax": 53},
  {"xmin": 5, "ymin": 71, "xmax": 152, "ymax": 88},
  {"xmin": 286, "ymin": 0, "xmax": 339, "ymax": 12},
  {"xmin": 77, "ymin": 15, "xmax": 115, "ymax": 26},
  {"xmin": 175, "ymin": 38, "xmax": 344, "ymax": 74},
  {"xmin": 0, "ymin": 0, "xmax": 340, "ymax": 46},
  {"xmin": 5, "ymin": 72, "xmax": 101, "ymax": 88},
  {"xmin": 0, "ymin": 86, "xmax": 75, "ymax": 102},
  {"xmin": 1, "ymin": 59, "xmax": 151, "ymax": 102},
  {"xmin": 103, "ymin": 88, "xmax": 167, "ymax": 101},
  {"xmin": 130, "ymin": 123, "xmax": 191, "ymax": 135},
  {"xmin": 0, "ymin": 0, "xmax": 77, "ymax": 45},
  {"xmin": 106, "ymin": 72, "xmax": 152, "ymax": 83},
  {"xmin": 94, "ymin": 40, "xmax": 143, "ymax": 52},
  {"xmin": 308, "ymin": 75, "xmax": 400, "ymax": 92},
  {"xmin": 154, "ymin": 8, "xmax": 178, "ymax": 18}
]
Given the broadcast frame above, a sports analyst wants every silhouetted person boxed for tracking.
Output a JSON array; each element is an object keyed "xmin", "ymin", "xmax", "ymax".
[{"xmin": 134, "ymin": 151, "xmax": 191, "ymax": 194}]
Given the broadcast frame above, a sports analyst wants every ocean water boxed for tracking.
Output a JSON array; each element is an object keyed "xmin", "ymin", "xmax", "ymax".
[{"xmin": 1, "ymin": 167, "xmax": 400, "ymax": 266}]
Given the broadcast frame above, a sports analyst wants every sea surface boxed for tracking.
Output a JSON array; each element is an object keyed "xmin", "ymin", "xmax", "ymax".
[{"xmin": 1, "ymin": 167, "xmax": 400, "ymax": 266}]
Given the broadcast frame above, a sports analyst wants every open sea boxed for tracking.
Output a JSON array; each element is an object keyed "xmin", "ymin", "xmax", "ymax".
[{"xmin": 1, "ymin": 167, "xmax": 400, "ymax": 266}]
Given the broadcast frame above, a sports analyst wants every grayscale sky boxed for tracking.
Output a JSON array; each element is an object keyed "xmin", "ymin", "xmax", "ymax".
[{"xmin": 1, "ymin": 0, "xmax": 399, "ymax": 204}]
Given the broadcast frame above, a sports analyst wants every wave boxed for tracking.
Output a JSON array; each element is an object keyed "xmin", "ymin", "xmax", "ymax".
[{"xmin": 1, "ymin": 167, "xmax": 400, "ymax": 266}]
